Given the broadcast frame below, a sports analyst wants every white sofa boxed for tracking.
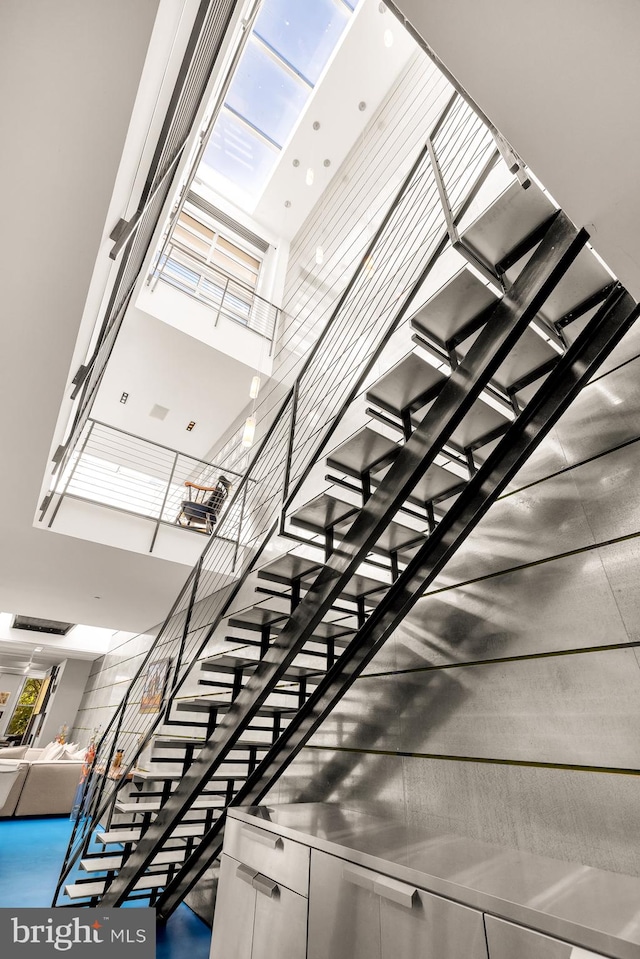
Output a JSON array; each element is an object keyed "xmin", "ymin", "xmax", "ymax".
[{"xmin": 0, "ymin": 745, "xmax": 84, "ymax": 817}]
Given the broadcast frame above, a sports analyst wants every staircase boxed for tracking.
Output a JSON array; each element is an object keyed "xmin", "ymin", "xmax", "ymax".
[{"xmin": 52, "ymin": 94, "xmax": 638, "ymax": 919}]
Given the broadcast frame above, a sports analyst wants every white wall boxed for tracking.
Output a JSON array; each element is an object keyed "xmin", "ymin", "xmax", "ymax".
[
  {"xmin": 393, "ymin": 0, "xmax": 640, "ymax": 300},
  {"xmin": 35, "ymin": 659, "xmax": 93, "ymax": 746}
]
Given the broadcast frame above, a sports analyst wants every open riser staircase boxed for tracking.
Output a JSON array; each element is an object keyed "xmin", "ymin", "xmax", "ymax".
[{"xmin": 52, "ymin": 94, "xmax": 638, "ymax": 919}]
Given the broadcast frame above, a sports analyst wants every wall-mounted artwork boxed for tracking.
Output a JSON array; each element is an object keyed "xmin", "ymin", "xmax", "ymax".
[
  {"xmin": 139, "ymin": 659, "xmax": 171, "ymax": 714},
  {"xmin": 0, "ymin": 692, "xmax": 10, "ymax": 706}
]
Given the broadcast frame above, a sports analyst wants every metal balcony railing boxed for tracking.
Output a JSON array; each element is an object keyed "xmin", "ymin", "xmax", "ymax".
[
  {"xmin": 45, "ymin": 419, "xmax": 247, "ymax": 555},
  {"xmin": 150, "ymin": 238, "xmax": 280, "ymax": 347}
]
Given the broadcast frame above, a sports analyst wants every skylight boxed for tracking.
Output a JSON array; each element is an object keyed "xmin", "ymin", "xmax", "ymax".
[{"xmin": 199, "ymin": 0, "xmax": 357, "ymax": 205}]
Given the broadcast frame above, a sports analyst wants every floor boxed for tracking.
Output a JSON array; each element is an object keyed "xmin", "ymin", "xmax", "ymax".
[{"xmin": 0, "ymin": 817, "xmax": 212, "ymax": 959}]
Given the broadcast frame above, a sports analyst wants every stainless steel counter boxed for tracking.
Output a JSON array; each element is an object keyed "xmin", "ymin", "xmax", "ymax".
[{"xmin": 228, "ymin": 803, "xmax": 640, "ymax": 959}]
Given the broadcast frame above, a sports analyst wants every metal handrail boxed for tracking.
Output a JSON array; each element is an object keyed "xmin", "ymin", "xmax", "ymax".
[{"xmin": 45, "ymin": 418, "xmax": 247, "ymax": 553}]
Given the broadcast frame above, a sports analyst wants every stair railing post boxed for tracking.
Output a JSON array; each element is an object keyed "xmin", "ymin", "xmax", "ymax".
[
  {"xmin": 215, "ymin": 277, "xmax": 230, "ymax": 327},
  {"xmin": 150, "ymin": 450, "xmax": 179, "ymax": 553},
  {"xmin": 280, "ymin": 380, "xmax": 299, "ymax": 532},
  {"xmin": 168, "ymin": 555, "xmax": 204, "ymax": 697},
  {"xmin": 45, "ymin": 419, "xmax": 96, "ymax": 528}
]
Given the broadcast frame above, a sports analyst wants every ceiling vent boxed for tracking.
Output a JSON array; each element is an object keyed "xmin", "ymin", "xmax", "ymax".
[
  {"xmin": 13, "ymin": 615, "xmax": 74, "ymax": 636},
  {"xmin": 150, "ymin": 404, "xmax": 169, "ymax": 420}
]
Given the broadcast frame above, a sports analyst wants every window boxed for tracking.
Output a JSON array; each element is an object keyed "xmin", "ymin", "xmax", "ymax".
[
  {"xmin": 173, "ymin": 211, "xmax": 262, "ymax": 292},
  {"xmin": 5, "ymin": 677, "xmax": 44, "ymax": 738}
]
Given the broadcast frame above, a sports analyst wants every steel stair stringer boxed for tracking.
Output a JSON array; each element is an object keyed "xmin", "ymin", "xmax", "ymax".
[
  {"xmin": 152, "ymin": 281, "xmax": 639, "ymax": 919},
  {"xmin": 98, "ymin": 209, "xmax": 589, "ymax": 907}
]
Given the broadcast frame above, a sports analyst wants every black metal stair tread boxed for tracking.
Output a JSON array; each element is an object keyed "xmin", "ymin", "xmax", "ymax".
[
  {"xmin": 152, "ymin": 736, "xmax": 271, "ymax": 749},
  {"xmin": 256, "ymin": 553, "xmax": 325, "ymax": 586},
  {"xmin": 224, "ymin": 624, "xmax": 353, "ymax": 647},
  {"xmin": 411, "ymin": 395, "xmax": 509, "ymax": 451},
  {"xmin": 366, "ymin": 352, "xmax": 447, "ymax": 416},
  {"xmin": 289, "ymin": 487, "xmax": 424, "ymax": 558},
  {"xmin": 153, "ymin": 735, "xmax": 208, "ymax": 746},
  {"xmin": 227, "ymin": 607, "xmax": 288, "ymax": 630},
  {"xmin": 131, "ymin": 767, "xmax": 247, "ymax": 781},
  {"xmin": 289, "ymin": 492, "xmax": 360, "ymax": 532},
  {"xmin": 534, "ymin": 248, "xmax": 613, "ymax": 325},
  {"xmin": 376, "ymin": 460, "xmax": 466, "ymax": 505},
  {"xmin": 325, "ymin": 427, "xmax": 399, "ymax": 478},
  {"xmin": 411, "ymin": 267, "xmax": 497, "ymax": 346},
  {"xmin": 80, "ymin": 850, "xmax": 187, "ymax": 873},
  {"xmin": 199, "ymin": 654, "xmax": 322, "ymax": 680},
  {"xmin": 461, "ymin": 323, "xmax": 560, "ymax": 392},
  {"xmin": 306, "ymin": 621, "xmax": 355, "ymax": 642},
  {"xmin": 176, "ymin": 697, "xmax": 298, "ymax": 714},
  {"xmin": 96, "ymin": 825, "xmax": 204, "ymax": 844},
  {"xmin": 200, "ymin": 653, "xmax": 264, "ymax": 673},
  {"xmin": 459, "ymin": 179, "xmax": 554, "ymax": 271}
]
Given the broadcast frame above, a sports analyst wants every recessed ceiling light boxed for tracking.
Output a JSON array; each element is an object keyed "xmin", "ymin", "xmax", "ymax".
[
  {"xmin": 33, "ymin": 646, "xmax": 43, "ymax": 652},
  {"xmin": 292, "ymin": 158, "xmax": 300, "ymax": 167},
  {"xmin": 358, "ymin": 101, "xmax": 367, "ymax": 111},
  {"xmin": 120, "ymin": 392, "xmax": 129, "ymax": 404},
  {"xmin": 384, "ymin": 29, "xmax": 394, "ymax": 47},
  {"xmin": 312, "ymin": 121, "xmax": 321, "ymax": 131},
  {"xmin": 323, "ymin": 159, "xmax": 331, "ymax": 167},
  {"xmin": 284, "ymin": 200, "xmax": 292, "ymax": 208},
  {"xmin": 186, "ymin": 421, "xmax": 196, "ymax": 431},
  {"xmin": 305, "ymin": 167, "xmax": 315, "ymax": 186}
]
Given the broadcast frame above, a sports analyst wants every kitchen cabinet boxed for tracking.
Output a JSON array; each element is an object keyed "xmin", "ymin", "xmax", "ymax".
[
  {"xmin": 308, "ymin": 851, "xmax": 488, "ymax": 959},
  {"xmin": 209, "ymin": 805, "xmax": 640, "ymax": 959}
]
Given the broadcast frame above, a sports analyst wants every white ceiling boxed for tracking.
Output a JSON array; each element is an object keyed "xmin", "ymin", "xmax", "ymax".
[
  {"xmin": 394, "ymin": 0, "xmax": 640, "ymax": 301},
  {"xmin": 91, "ymin": 305, "xmax": 261, "ymax": 460}
]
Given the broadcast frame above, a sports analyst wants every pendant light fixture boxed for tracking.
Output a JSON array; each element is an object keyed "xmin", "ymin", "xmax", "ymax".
[{"xmin": 242, "ymin": 416, "xmax": 256, "ymax": 448}]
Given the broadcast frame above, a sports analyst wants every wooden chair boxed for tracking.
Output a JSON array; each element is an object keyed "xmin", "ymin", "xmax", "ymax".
[{"xmin": 176, "ymin": 477, "xmax": 231, "ymax": 534}]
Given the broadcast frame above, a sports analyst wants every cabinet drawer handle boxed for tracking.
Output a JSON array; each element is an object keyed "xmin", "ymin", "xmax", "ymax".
[
  {"xmin": 241, "ymin": 823, "xmax": 282, "ymax": 848},
  {"xmin": 373, "ymin": 875, "xmax": 417, "ymax": 909},
  {"xmin": 342, "ymin": 866, "xmax": 374, "ymax": 892},
  {"xmin": 252, "ymin": 874, "xmax": 279, "ymax": 898},
  {"xmin": 236, "ymin": 864, "xmax": 258, "ymax": 886}
]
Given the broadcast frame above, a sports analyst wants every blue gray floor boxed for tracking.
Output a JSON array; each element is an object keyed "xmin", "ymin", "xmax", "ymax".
[{"xmin": 0, "ymin": 817, "xmax": 212, "ymax": 959}]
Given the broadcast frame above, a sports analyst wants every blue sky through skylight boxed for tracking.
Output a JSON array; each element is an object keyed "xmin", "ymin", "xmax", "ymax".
[
  {"xmin": 226, "ymin": 37, "xmax": 311, "ymax": 147},
  {"xmin": 199, "ymin": 0, "xmax": 356, "ymax": 204},
  {"xmin": 253, "ymin": 0, "xmax": 350, "ymax": 84}
]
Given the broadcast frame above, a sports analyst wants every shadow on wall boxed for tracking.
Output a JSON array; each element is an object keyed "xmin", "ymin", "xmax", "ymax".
[{"xmin": 273, "ymin": 478, "xmax": 587, "ymax": 819}]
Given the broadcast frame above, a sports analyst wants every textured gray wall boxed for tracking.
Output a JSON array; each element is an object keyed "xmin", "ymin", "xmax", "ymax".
[{"xmin": 273, "ymin": 323, "xmax": 640, "ymax": 878}]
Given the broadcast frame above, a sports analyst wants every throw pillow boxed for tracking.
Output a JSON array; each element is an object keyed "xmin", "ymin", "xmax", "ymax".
[
  {"xmin": 63, "ymin": 746, "xmax": 86, "ymax": 762},
  {"xmin": 39, "ymin": 741, "xmax": 65, "ymax": 761}
]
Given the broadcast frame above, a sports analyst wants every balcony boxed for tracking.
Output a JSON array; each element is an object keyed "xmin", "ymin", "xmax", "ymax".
[{"xmin": 41, "ymin": 420, "xmax": 250, "ymax": 569}]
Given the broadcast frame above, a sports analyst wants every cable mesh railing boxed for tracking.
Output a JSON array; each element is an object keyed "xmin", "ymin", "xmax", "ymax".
[
  {"xmin": 54, "ymin": 92, "xmax": 503, "ymax": 900},
  {"xmin": 56, "ymin": 392, "xmax": 296, "ymax": 888}
]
